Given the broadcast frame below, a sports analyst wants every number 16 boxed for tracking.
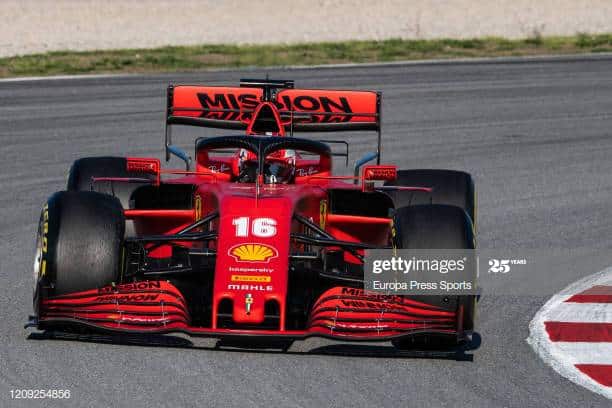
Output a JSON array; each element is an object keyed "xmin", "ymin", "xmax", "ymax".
[{"xmin": 232, "ymin": 217, "xmax": 277, "ymax": 237}]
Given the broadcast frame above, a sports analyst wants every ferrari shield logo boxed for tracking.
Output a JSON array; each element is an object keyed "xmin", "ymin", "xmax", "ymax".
[
  {"xmin": 194, "ymin": 194, "xmax": 202, "ymax": 221},
  {"xmin": 245, "ymin": 293, "xmax": 253, "ymax": 315},
  {"xmin": 319, "ymin": 199, "xmax": 328, "ymax": 229}
]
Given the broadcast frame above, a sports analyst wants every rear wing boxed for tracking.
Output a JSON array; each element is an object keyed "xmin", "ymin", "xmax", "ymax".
[{"xmin": 164, "ymin": 79, "xmax": 382, "ymax": 167}]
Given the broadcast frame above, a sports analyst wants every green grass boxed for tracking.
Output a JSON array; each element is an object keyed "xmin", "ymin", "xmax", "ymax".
[{"xmin": 2, "ymin": 33, "xmax": 612, "ymax": 78}]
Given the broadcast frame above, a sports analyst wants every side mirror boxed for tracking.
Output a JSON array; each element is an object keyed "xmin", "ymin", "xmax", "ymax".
[
  {"xmin": 353, "ymin": 152, "xmax": 378, "ymax": 182},
  {"xmin": 166, "ymin": 145, "xmax": 192, "ymax": 171},
  {"xmin": 164, "ymin": 123, "xmax": 191, "ymax": 171}
]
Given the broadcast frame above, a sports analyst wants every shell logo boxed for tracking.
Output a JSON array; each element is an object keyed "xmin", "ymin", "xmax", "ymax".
[{"xmin": 229, "ymin": 243, "xmax": 278, "ymax": 263}]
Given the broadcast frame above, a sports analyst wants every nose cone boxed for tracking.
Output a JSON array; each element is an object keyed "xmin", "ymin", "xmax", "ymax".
[{"xmin": 212, "ymin": 194, "xmax": 292, "ymax": 328}]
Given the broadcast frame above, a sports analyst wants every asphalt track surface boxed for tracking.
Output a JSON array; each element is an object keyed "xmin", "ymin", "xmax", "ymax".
[{"xmin": 2, "ymin": 56, "xmax": 612, "ymax": 407}]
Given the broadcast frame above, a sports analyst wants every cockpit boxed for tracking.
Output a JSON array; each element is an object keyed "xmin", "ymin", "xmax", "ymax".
[{"xmin": 195, "ymin": 136, "xmax": 332, "ymax": 184}]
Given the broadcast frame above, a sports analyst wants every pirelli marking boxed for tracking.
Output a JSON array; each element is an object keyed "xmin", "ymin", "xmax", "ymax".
[{"xmin": 230, "ymin": 275, "xmax": 271, "ymax": 283}]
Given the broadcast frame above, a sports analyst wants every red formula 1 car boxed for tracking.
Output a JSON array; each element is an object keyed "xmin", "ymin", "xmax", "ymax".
[{"xmin": 29, "ymin": 79, "xmax": 477, "ymax": 350}]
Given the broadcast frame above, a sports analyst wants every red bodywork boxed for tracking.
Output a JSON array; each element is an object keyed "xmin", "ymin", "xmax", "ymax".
[{"xmin": 35, "ymin": 81, "xmax": 463, "ymax": 343}]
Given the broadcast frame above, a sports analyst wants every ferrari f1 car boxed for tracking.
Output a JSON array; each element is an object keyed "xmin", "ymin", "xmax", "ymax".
[{"xmin": 29, "ymin": 79, "xmax": 477, "ymax": 349}]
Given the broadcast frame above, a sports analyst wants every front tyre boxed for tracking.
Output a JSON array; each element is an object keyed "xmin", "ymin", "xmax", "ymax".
[
  {"xmin": 390, "ymin": 204, "xmax": 476, "ymax": 350},
  {"xmin": 33, "ymin": 191, "xmax": 125, "ymax": 305}
]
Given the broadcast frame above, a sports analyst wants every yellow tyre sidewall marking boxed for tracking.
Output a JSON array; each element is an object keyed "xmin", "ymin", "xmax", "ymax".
[{"xmin": 40, "ymin": 204, "xmax": 49, "ymax": 277}]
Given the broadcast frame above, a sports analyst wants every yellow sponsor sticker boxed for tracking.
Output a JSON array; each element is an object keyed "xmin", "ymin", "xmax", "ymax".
[{"xmin": 230, "ymin": 275, "xmax": 271, "ymax": 283}]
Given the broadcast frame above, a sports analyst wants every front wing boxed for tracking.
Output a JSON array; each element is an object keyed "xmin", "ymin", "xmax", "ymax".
[{"xmin": 31, "ymin": 281, "xmax": 463, "ymax": 342}]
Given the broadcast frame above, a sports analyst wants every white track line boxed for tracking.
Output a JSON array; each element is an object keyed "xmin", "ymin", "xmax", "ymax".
[
  {"xmin": 544, "ymin": 302, "xmax": 612, "ymax": 323},
  {"xmin": 552, "ymin": 343, "xmax": 612, "ymax": 365},
  {"xmin": 0, "ymin": 73, "xmax": 138, "ymax": 83},
  {"xmin": 2, "ymin": 53, "xmax": 612, "ymax": 83},
  {"xmin": 527, "ymin": 267, "xmax": 612, "ymax": 399}
]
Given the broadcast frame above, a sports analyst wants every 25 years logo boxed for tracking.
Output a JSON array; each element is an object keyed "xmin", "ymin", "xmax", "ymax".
[
  {"xmin": 488, "ymin": 259, "xmax": 510, "ymax": 273},
  {"xmin": 488, "ymin": 258, "xmax": 526, "ymax": 273}
]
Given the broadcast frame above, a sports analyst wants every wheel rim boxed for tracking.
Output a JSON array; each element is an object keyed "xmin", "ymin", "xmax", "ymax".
[{"xmin": 32, "ymin": 210, "xmax": 45, "ymax": 293}]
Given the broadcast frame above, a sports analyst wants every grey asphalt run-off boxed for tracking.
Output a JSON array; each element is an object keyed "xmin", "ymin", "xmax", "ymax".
[{"xmin": 2, "ymin": 56, "xmax": 612, "ymax": 407}]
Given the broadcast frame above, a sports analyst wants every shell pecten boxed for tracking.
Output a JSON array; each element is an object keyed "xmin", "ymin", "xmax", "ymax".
[{"xmin": 229, "ymin": 243, "xmax": 278, "ymax": 262}]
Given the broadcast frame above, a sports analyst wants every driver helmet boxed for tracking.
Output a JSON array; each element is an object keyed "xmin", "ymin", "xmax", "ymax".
[
  {"xmin": 265, "ymin": 149, "xmax": 295, "ymax": 184},
  {"xmin": 236, "ymin": 148, "xmax": 296, "ymax": 184}
]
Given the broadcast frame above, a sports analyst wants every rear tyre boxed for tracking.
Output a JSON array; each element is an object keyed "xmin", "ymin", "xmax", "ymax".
[
  {"xmin": 67, "ymin": 156, "xmax": 156, "ymax": 208},
  {"xmin": 390, "ymin": 204, "xmax": 476, "ymax": 350},
  {"xmin": 67, "ymin": 157, "xmax": 155, "ymax": 235},
  {"xmin": 33, "ymin": 191, "xmax": 125, "ymax": 297},
  {"xmin": 385, "ymin": 169, "xmax": 476, "ymax": 228}
]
